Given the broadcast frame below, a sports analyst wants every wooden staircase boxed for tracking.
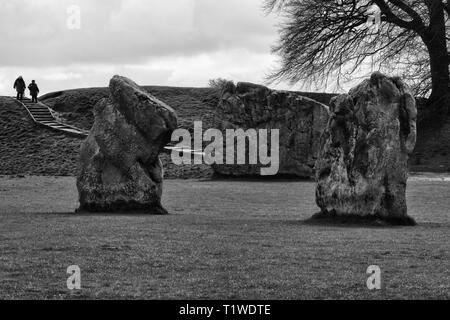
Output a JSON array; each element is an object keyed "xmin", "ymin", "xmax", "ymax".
[
  {"xmin": 16, "ymin": 97, "xmax": 89, "ymax": 138},
  {"xmin": 15, "ymin": 96, "xmax": 204, "ymax": 155}
]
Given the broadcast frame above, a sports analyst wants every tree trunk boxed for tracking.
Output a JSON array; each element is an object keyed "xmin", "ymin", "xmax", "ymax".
[
  {"xmin": 427, "ymin": 44, "xmax": 450, "ymax": 112},
  {"xmin": 423, "ymin": 1, "xmax": 450, "ymax": 112}
]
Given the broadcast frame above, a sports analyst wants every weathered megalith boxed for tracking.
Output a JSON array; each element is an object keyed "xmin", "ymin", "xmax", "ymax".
[
  {"xmin": 77, "ymin": 76, "xmax": 177, "ymax": 214},
  {"xmin": 314, "ymin": 72, "xmax": 417, "ymax": 225},
  {"xmin": 212, "ymin": 82, "xmax": 330, "ymax": 178}
]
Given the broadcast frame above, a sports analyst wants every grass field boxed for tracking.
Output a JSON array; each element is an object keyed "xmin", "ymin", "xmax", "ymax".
[{"xmin": 0, "ymin": 175, "xmax": 448, "ymax": 300}]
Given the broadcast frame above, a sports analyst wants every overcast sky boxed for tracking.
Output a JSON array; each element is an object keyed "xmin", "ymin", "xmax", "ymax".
[{"xmin": 0, "ymin": 0, "xmax": 301, "ymax": 95}]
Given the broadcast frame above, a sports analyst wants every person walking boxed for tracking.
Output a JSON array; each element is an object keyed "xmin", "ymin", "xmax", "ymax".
[
  {"xmin": 13, "ymin": 76, "xmax": 26, "ymax": 100},
  {"xmin": 28, "ymin": 80, "xmax": 40, "ymax": 103}
]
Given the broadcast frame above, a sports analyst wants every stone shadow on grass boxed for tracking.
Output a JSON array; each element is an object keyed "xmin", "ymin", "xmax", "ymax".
[
  {"xmin": 43, "ymin": 210, "xmax": 171, "ymax": 217},
  {"xmin": 304, "ymin": 212, "xmax": 417, "ymax": 227},
  {"xmin": 75, "ymin": 201, "xmax": 168, "ymax": 215}
]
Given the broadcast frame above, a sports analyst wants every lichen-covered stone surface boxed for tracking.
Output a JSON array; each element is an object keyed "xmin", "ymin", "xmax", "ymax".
[
  {"xmin": 77, "ymin": 76, "xmax": 177, "ymax": 213},
  {"xmin": 315, "ymin": 73, "xmax": 417, "ymax": 225},
  {"xmin": 212, "ymin": 82, "xmax": 330, "ymax": 178}
]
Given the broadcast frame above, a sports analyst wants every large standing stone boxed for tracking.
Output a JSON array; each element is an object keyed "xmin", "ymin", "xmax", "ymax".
[
  {"xmin": 212, "ymin": 82, "xmax": 330, "ymax": 177},
  {"xmin": 77, "ymin": 76, "xmax": 177, "ymax": 214},
  {"xmin": 315, "ymin": 73, "xmax": 417, "ymax": 225}
]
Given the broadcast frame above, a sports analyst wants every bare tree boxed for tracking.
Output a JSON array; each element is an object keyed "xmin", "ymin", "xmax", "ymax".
[{"xmin": 266, "ymin": 0, "xmax": 450, "ymax": 112}]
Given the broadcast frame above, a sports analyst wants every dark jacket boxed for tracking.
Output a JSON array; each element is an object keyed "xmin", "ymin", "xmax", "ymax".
[
  {"xmin": 28, "ymin": 83, "xmax": 40, "ymax": 96},
  {"xmin": 14, "ymin": 78, "xmax": 26, "ymax": 93}
]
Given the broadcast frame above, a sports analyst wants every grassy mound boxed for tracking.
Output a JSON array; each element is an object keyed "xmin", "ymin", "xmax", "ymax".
[
  {"xmin": 1, "ymin": 85, "xmax": 449, "ymax": 177},
  {"xmin": 0, "ymin": 97, "xmax": 80, "ymax": 176},
  {"xmin": 0, "ymin": 85, "xmax": 218, "ymax": 178},
  {"xmin": 40, "ymin": 87, "xmax": 450, "ymax": 173},
  {"xmin": 40, "ymin": 86, "xmax": 219, "ymax": 132}
]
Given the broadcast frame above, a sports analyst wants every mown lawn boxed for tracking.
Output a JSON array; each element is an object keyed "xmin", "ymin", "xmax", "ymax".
[{"xmin": 0, "ymin": 175, "xmax": 449, "ymax": 299}]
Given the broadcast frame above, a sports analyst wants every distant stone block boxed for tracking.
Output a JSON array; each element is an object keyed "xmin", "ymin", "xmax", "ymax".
[{"xmin": 212, "ymin": 82, "xmax": 330, "ymax": 178}]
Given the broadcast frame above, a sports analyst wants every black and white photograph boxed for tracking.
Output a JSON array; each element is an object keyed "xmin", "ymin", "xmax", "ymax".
[{"xmin": 0, "ymin": 0, "xmax": 449, "ymax": 306}]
